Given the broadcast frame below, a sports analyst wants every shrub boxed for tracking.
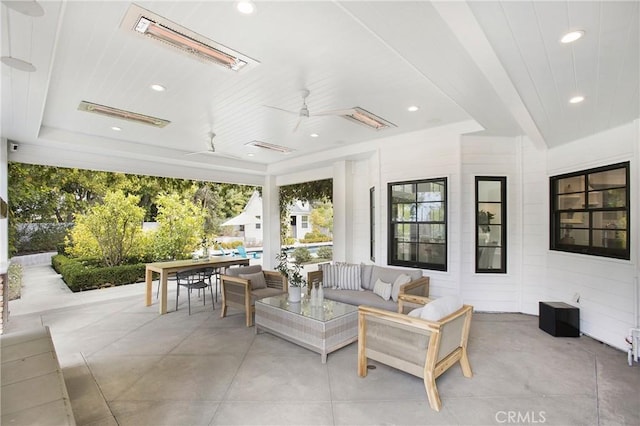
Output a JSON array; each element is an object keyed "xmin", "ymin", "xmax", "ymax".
[
  {"xmin": 292, "ymin": 247, "xmax": 312, "ymax": 264},
  {"xmin": 14, "ymin": 223, "xmax": 71, "ymax": 255},
  {"xmin": 300, "ymin": 231, "xmax": 332, "ymax": 243},
  {"xmin": 316, "ymin": 246, "xmax": 333, "ymax": 260},
  {"xmin": 52, "ymin": 254, "xmax": 145, "ymax": 292}
]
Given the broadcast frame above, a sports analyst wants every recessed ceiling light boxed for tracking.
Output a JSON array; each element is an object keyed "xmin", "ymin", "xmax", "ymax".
[
  {"xmin": 150, "ymin": 84, "xmax": 166, "ymax": 92},
  {"xmin": 561, "ymin": 30, "xmax": 585, "ymax": 44},
  {"xmin": 569, "ymin": 95, "xmax": 585, "ymax": 104},
  {"xmin": 236, "ymin": 1, "xmax": 256, "ymax": 14},
  {"xmin": 310, "ymin": 133, "xmax": 319, "ymax": 138},
  {"xmin": 247, "ymin": 152, "xmax": 255, "ymax": 157},
  {"xmin": 111, "ymin": 126, "xmax": 122, "ymax": 131},
  {"xmin": 407, "ymin": 105, "xmax": 419, "ymax": 112}
]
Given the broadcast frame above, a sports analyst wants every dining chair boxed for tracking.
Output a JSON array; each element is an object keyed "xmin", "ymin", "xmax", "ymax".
[{"xmin": 176, "ymin": 267, "xmax": 215, "ymax": 315}]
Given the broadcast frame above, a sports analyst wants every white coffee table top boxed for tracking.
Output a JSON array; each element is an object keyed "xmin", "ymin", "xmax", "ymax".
[{"xmin": 256, "ymin": 294, "xmax": 358, "ymax": 323}]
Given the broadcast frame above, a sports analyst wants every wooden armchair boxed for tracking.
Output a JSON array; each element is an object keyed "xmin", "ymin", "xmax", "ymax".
[
  {"xmin": 358, "ymin": 295, "xmax": 473, "ymax": 411},
  {"xmin": 220, "ymin": 265, "xmax": 287, "ymax": 327}
]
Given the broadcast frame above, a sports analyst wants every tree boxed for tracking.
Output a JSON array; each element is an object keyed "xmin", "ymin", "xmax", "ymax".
[
  {"xmin": 153, "ymin": 192, "xmax": 205, "ymax": 260},
  {"xmin": 66, "ymin": 191, "xmax": 145, "ymax": 266},
  {"xmin": 310, "ymin": 201, "xmax": 333, "ymax": 236}
]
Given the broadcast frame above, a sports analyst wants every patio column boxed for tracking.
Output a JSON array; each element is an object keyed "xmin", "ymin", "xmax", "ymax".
[
  {"xmin": 1, "ymin": 138, "xmax": 9, "ymax": 333},
  {"xmin": 261, "ymin": 175, "xmax": 280, "ymax": 270},
  {"xmin": 332, "ymin": 160, "xmax": 353, "ymax": 263}
]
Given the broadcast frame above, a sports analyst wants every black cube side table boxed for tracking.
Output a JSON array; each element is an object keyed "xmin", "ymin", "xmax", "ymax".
[{"xmin": 539, "ymin": 302, "xmax": 580, "ymax": 337}]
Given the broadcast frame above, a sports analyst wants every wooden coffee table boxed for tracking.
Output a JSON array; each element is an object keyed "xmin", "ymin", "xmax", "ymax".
[{"xmin": 255, "ymin": 294, "xmax": 358, "ymax": 363}]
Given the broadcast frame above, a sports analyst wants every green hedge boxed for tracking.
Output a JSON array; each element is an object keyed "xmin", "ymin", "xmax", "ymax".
[
  {"xmin": 51, "ymin": 254, "xmax": 145, "ymax": 292},
  {"xmin": 300, "ymin": 231, "xmax": 332, "ymax": 243}
]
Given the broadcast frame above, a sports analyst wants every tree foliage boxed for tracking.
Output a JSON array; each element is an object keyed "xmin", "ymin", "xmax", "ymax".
[
  {"xmin": 153, "ymin": 191, "xmax": 205, "ymax": 260},
  {"xmin": 8, "ymin": 162, "xmax": 257, "ymax": 255},
  {"xmin": 66, "ymin": 191, "xmax": 146, "ymax": 266}
]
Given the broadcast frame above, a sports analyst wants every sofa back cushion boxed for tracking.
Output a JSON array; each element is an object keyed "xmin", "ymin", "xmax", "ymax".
[
  {"xmin": 361, "ymin": 264, "xmax": 374, "ymax": 290},
  {"xmin": 369, "ymin": 265, "xmax": 422, "ymax": 291}
]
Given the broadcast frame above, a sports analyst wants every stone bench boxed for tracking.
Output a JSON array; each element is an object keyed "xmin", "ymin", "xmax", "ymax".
[{"xmin": 1, "ymin": 326, "xmax": 76, "ymax": 425}]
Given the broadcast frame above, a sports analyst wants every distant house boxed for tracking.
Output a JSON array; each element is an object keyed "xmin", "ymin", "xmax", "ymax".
[
  {"xmin": 221, "ymin": 191, "xmax": 262, "ymax": 245},
  {"xmin": 221, "ymin": 191, "xmax": 313, "ymax": 245},
  {"xmin": 288, "ymin": 200, "xmax": 311, "ymax": 241}
]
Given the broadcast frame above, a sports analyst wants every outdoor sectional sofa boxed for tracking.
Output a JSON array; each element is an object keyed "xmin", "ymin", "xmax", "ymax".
[{"xmin": 307, "ymin": 263, "xmax": 429, "ymax": 311}]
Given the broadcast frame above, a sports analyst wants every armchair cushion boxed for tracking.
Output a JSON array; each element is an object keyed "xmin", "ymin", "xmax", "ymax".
[
  {"xmin": 411, "ymin": 295, "xmax": 463, "ymax": 321},
  {"xmin": 239, "ymin": 272, "xmax": 266, "ymax": 289},
  {"xmin": 226, "ymin": 265, "xmax": 262, "ymax": 277}
]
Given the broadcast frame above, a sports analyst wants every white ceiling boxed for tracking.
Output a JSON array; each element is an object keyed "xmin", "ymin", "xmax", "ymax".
[{"xmin": 2, "ymin": 1, "xmax": 638, "ymax": 183}]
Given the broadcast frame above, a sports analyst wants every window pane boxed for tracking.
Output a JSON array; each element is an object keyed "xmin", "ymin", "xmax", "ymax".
[
  {"xmin": 592, "ymin": 230, "xmax": 627, "ymax": 249},
  {"xmin": 560, "ymin": 211, "xmax": 589, "ymax": 226},
  {"xmin": 478, "ymin": 181, "xmax": 502, "ymax": 202},
  {"xmin": 588, "ymin": 168, "xmax": 626, "ymax": 190},
  {"xmin": 391, "ymin": 184, "xmax": 415, "ymax": 203},
  {"xmin": 417, "ymin": 182, "xmax": 445, "ymax": 201},
  {"xmin": 478, "ymin": 203, "xmax": 502, "ymax": 224},
  {"xmin": 558, "ymin": 193, "xmax": 584, "ymax": 210},
  {"xmin": 419, "ymin": 223, "xmax": 445, "ymax": 243},
  {"xmin": 478, "ymin": 225, "xmax": 501, "ymax": 246},
  {"xmin": 418, "ymin": 243, "xmax": 445, "ymax": 264},
  {"xmin": 477, "ymin": 246, "xmax": 500, "ymax": 269},
  {"xmin": 557, "ymin": 176, "xmax": 585, "ymax": 194},
  {"xmin": 395, "ymin": 203, "xmax": 415, "ymax": 221},
  {"xmin": 417, "ymin": 202, "xmax": 445, "ymax": 221},
  {"xmin": 592, "ymin": 211, "xmax": 627, "ymax": 229},
  {"xmin": 591, "ymin": 188, "xmax": 626, "ymax": 208}
]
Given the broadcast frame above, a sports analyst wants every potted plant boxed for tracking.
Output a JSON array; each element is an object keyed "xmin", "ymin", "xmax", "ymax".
[{"xmin": 275, "ymin": 249, "xmax": 306, "ymax": 302}]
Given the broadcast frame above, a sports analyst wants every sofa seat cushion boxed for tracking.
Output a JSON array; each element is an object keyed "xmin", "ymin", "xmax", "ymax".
[
  {"xmin": 323, "ymin": 289, "xmax": 397, "ymax": 311},
  {"xmin": 251, "ymin": 287, "xmax": 286, "ymax": 303}
]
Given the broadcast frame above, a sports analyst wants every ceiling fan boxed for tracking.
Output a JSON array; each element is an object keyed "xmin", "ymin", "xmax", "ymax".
[
  {"xmin": 265, "ymin": 89, "xmax": 351, "ymax": 132},
  {"xmin": 185, "ymin": 133, "xmax": 242, "ymax": 159}
]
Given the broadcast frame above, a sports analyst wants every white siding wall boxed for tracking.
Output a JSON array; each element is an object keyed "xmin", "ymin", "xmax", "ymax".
[
  {"xmin": 460, "ymin": 136, "xmax": 521, "ymax": 312},
  {"xmin": 544, "ymin": 121, "xmax": 639, "ymax": 350},
  {"xmin": 272, "ymin": 119, "xmax": 638, "ymax": 351}
]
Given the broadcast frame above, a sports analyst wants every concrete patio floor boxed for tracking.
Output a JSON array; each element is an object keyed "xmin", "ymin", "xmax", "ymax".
[{"xmin": 4, "ymin": 264, "xmax": 639, "ymax": 426}]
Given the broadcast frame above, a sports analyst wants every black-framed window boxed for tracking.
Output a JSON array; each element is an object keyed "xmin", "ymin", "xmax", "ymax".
[
  {"xmin": 388, "ymin": 178, "xmax": 447, "ymax": 271},
  {"xmin": 550, "ymin": 162, "xmax": 630, "ymax": 260},
  {"xmin": 476, "ymin": 177, "xmax": 506, "ymax": 273},
  {"xmin": 370, "ymin": 187, "xmax": 375, "ymax": 261}
]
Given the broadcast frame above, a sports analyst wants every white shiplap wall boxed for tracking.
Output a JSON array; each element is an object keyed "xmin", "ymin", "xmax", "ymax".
[
  {"xmin": 545, "ymin": 121, "xmax": 639, "ymax": 350},
  {"xmin": 286, "ymin": 119, "xmax": 638, "ymax": 351}
]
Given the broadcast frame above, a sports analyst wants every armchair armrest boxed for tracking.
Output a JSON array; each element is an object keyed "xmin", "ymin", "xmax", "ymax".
[
  {"xmin": 398, "ymin": 294, "xmax": 432, "ymax": 314},
  {"xmin": 221, "ymin": 275, "xmax": 251, "ymax": 291},
  {"xmin": 399, "ymin": 276, "xmax": 429, "ymax": 297},
  {"xmin": 264, "ymin": 270, "xmax": 288, "ymax": 291},
  {"xmin": 358, "ymin": 305, "xmax": 441, "ymax": 333}
]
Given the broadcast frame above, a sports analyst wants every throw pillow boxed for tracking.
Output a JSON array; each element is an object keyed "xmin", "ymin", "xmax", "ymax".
[
  {"xmin": 372, "ymin": 278, "xmax": 392, "ymax": 301},
  {"xmin": 420, "ymin": 295, "xmax": 463, "ymax": 321},
  {"xmin": 337, "ymin": 264, "xmax": 362, "ymax": 291},
  {"xmin": 391, "ymin": 273, "xmax": 412, "ymax": 302},
  {"xmin": 321, "ymin": 263, "xmax": 338, "ymax": 288},
  {"xmin": 408, "ymin": 307, "xmax": 423, "ymax": 317},
  {"xmin": 239, "ymin": 272, "xmax": 267, "ymax": 290}
]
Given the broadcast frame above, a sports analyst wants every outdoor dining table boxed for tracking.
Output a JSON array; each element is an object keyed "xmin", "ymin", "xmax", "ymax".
[{"xmin": 145, "ymin": 256, "xmax": 250, "ymax": 314}]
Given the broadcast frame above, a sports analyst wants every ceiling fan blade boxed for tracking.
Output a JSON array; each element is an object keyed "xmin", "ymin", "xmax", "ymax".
[
  {"xmin": 292, "ymin": 118, "xmax": 303, "ymax": 133},
  {"xmin": 312, "ymin": 108, "xmax": 356, "ymax": 117},
  {"xmin": 205, "ymin": 151, "xmax": 242, "ymax": 160},
  {"xmin": 264, "ymin": 105, "xmax": 298, "ymax": 116}
]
